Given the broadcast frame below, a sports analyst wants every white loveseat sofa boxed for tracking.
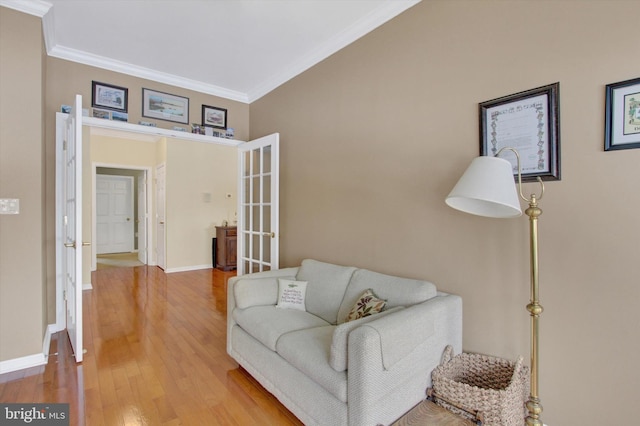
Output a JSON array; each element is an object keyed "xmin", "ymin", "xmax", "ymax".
[{"xmin": 226, "ymin": 259, "xmax": 462, "ymax": 425}]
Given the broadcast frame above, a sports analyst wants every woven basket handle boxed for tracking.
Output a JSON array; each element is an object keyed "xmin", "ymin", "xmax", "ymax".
[{"xmin": 440, "ymin": 345, "xmax": 454, "ymax": 365}]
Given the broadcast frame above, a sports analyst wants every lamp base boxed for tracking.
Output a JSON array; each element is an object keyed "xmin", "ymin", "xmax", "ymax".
[{"xmin": 525, "ymin": 397, "xmax": 543, "ymax": 426}]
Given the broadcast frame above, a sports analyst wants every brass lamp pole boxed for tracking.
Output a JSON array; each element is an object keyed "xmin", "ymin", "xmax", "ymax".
[
  {"xmin": 445, "ymin": 147, "xmax": 545, "ymax": 425},
  {"xmin": 499, "ymin": 147, "xmax": 545, "ymax": 426}
]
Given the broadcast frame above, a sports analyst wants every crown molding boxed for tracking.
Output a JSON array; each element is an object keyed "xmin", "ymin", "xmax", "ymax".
[
  {"xmin": 48, "ymin": 45, "xmax": 250, "ymax": 103},
  {"xmin": 0, "ymin": 0, "xmax": 51, "ymax": 17},
  {"xmin": 247, "ymin": 0, "xmax": 421, "ymax": 102},
  {"xmin": 4, "ymin": 0, "xmax": 420, "ymax": 104}
]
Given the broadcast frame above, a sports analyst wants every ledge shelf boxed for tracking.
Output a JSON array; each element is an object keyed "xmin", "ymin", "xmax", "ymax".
[{"xmin": 82, "ymin": 116, "xmax": 244, "ymax": 146}]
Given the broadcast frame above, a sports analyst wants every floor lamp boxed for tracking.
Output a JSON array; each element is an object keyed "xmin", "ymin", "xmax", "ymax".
[{"xmin": 445, "ymin": 147, "xmax": 544, "ymax": 426}]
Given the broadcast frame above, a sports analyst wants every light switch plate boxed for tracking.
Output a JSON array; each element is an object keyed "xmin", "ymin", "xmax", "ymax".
[{"xmin": 0, "ymin": 199, "xmax": 19, "ymax": 214}]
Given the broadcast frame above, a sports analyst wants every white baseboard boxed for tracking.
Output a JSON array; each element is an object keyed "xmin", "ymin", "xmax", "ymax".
[
  {"xmin": 0, "ymin": 353, "xmax": 46, "ymax": 374},
  {"xmin": 0, "ymin": 323, "xmax": 63, "ymax": 375},
  {"xmin": 164, "ymin": 264, "xmax": 212, "ymax": 274},
  {"xmin": 83, "ymin": 282, "xmax": 93, "ymax": 290}
]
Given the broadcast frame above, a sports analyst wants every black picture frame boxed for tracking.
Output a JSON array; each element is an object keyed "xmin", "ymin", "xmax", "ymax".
[
  {"xmin": 142, "ymin": 88, "xmax": 189, "ymax": 124},
  {"xmin": 604, "ymin": 77, "xmax": 640, "ymax": 151},
  {"xmin": 202, "ymin": 105, "xmax": 228, "ymax": 129},
  {"xmin": 91, "ymin": 81, "xmax": 128, "ymax": 112},
  {"xmin": 479, "ymin": 83, "xmax": 561, "ymax": 182}
]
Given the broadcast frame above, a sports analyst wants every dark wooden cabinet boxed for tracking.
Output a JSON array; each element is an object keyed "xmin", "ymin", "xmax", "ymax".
[{"xmin": 216, "ymin": 226, "xmax": 237, "ymax": 271}]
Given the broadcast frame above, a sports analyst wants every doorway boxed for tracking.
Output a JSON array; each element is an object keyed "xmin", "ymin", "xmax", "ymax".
[{"xmin": 92, "ymin": 165, "xmax": 151, "ymax": 271}]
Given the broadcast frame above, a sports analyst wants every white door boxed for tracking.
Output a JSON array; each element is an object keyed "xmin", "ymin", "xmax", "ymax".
[
  {"xmin": 137, "ymin": 172, "xmax": 147, "ymax": 264},
  {"xmin": 156, "ymin": 163, "xmax": 166, "ymax": 270},
  {"xmin": 63, "ymin": 95, "xmax": 83, "ymax": 363},
  {"xmin": 237, "ymin": 133, "xmax": 279, "ymax": 275},
  {"xmin": 96, "ymin": 174, "xmax": 134, "ymax": 254}
]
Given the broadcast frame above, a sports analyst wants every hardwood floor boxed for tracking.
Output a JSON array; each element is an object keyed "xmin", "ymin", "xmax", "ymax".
[{"xmin": 0, "ymin": 266, "xmax": 303, "ymax": 426}]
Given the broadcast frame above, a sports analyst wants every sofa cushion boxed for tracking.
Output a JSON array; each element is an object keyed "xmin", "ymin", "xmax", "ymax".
[
  {"xmin": 296, "ymin": 259, "xmax": 357, "ymax": 325},
  {"xmin": 233, "ymin": 306, "xmax": 329, "ymax": 351},
  {"xmin": 337, "ymin": 269, "xmax": 437, "ymax": 324},
  {"xmin": 234, "ymin": 276, "xmax": 291, "ymax": 309},
  {"xmin": 276, "ymin": 278, "xmax": 308, "ymax": 311},
  {"xmin": 276, "ymin": 326, "xmax": 348, "ymax": 402}
]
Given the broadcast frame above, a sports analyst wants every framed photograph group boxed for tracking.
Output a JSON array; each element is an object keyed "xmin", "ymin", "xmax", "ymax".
[
  {"xmin": 479, "ymin": 83, "xmax": 561, "ymax": 181},
  {"xmin": 142, "ymin": 88, "xmax": 189, "ymax": 124},
  {"xmin": 604, "ymin": 77, "xmax": 640, "ymax": 151},
  {"xmin": 92, "ymin": 81, "xmax": 128, "ymax": 112},
  {"xmin": 202, "ymin": 105, "xmax": 227, "ymax": 129}
]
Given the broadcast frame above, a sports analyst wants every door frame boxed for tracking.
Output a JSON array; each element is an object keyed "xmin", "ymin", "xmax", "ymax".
[{"xmin": 92, "ymin": 163, "xmax": 152, "ymax": 270}]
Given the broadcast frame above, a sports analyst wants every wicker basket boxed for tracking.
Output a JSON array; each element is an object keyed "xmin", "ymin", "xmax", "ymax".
[{"xmin": 429, "ymin": 346, "xmax": 530, "ymax": 426}]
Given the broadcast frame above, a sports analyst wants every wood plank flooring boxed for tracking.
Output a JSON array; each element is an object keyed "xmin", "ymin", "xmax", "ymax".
[{"xmin": 0, "ymin": 266, "xmax": 303, "ymax": 426}]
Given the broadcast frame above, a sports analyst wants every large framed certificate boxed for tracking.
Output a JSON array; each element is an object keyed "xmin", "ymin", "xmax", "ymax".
[{"xmin": 479, "ymin": 83, "xmax": 561, "ymax": 181}]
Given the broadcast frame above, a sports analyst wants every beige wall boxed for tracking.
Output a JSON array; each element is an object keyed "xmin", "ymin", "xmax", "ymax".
[
  {"xmin": 165, "ymin": 139, "xmax": 237, "ymax": 270},
  {"xmin": 0, "ymin": 8, "xmax": 46, "ymax": 362},
  {"xmin": 250, "ymin": 1, "xmax": 639, "ymax": 425}
]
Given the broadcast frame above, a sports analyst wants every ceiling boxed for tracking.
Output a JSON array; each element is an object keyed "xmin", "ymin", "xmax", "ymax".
[{"xmin": 3, "ymin": 0, "xmax": 420, "ymax": 103}]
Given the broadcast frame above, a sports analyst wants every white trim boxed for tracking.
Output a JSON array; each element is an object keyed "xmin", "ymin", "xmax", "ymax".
[
  {"xmin": 0, "ymin": 0, "xmax": 51, "ymax": 17},
  {"xmin": 164, "ymin": 264, "xmax": 213, "ymax": 274},
  {"xmin": 0, "ymin": 323, "xmax": 62, "ymax": 374},
  {"xmin": 84, "ymin": 117, "xmax": 242, "ymax": 146},
  {"xmin": 48, "ymin": 45, "xmax": 250, "ymax": 103},
  {"xmin": 246, "ymin": 0, "xmax": 421, "ymax": 102},
  {"xmin": 83, "ymin": 282, "xmax": 93, "ymax": 290},
  {"xmin": 55, "ymin": 113, "xmax": 66, "ymax": 331},
  {"xmin": 5, "ymin": 0, "xmax": 419, "ymax": 103},
  {"xmin": 0, "ymin": 353, "xmax": 46, "ymax": 375}
]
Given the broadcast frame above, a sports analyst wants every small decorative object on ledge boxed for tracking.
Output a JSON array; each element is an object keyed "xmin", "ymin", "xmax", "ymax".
[{"xmin": 604, "ymin": 77, "xmax": 640, "ymax": 151}]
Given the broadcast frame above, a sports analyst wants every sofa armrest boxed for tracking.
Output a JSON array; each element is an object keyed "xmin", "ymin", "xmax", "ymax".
[
  {"xmin": 226, "ymin": 267, "xmax": 299, "ymax": 355},
  {"xmin": 346, "ymin": 293, "xmax": 462, "ymax": 426}
]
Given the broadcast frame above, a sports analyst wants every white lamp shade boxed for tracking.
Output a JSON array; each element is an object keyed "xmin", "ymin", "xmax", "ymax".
[{"xmin": 445, "ymin": 156, "xmax": 522, "ymax": 218}]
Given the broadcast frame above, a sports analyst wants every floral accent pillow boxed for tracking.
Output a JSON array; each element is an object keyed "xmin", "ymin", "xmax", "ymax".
[{"xmin": 345, "ymin": 289, "xmax": 386, "ymax": 322}]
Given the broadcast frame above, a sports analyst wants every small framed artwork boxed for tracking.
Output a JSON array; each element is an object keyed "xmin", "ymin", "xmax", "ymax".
[
  {"xmin": 91, "ymin": 81, "xmax": 128, "ymax": 112},
  {"xmin": 202, "ymin": 105, "xmax": 227, "ymax": 129},
  {"xmin": 479, "ymin": 82, "xmax": 561, "ymax": 181},
  {"xmin": 92, "ymin": 108, "xmax": 111, "ymax": 120},
  {"xmin": 111, "ymin": 111, "xmax": 128, "ymax": 122},
  {"xmin": 604, "ymin": 77, "xmax": 640, "ymax": 151},
  {"xmin": 142, "ymin": 88, "xmax": 189, "ymax": 124}
]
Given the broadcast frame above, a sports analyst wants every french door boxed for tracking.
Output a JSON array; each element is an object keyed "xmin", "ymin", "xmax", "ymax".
[
  {"xmin": 237, "ymin": 134, "xmax": 280, "ymax": 275},
  {"xmin": 63, "ymin": 95, "xmax": 83, "ymax": 363}
]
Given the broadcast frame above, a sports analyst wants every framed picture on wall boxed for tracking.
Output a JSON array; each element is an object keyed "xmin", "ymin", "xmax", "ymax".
[
  {"xmin": 604, "ymin": 77, "xmax": 640, "ymax": 151},
  {"xmin": 142, "ymin": 88, "xmax": 189, "ymax": 124},
  {"xmin": 91, "ymin": 81, "xmax": 128, "ymax": 112},
  {"xmin": 479, "ymin": 82, "xmax": 561, "ymax": 181},
  {"xmin": 202, "ymin": 105, "xmax": 227, "ymax": 129}
]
